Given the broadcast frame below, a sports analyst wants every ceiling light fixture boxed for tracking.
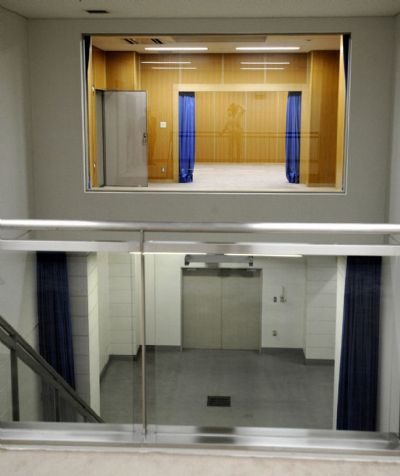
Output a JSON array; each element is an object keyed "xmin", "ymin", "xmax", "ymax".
[
  {"xmin": 240, "ymin": 67, "xmax": 285, "ymax": 71},
  {"xmin": 141, "ymin": 61, "xmax": 192, "ymax": 64},
  {"xmin": 151, "ymin": 67, "xmax": 197, "ymax": 70},
  {"xmin": 225, "ymin": 254, "xmax": 303, "ymax": 258},
  {"xmin": 236, "ymin": 46, "xmax": 300, "ymax": 51},
  {"xmin": 240, "ymin": 62, "xmax": 290, "ymax": 65},
  {"xmin": 145, "ymin": 47, "xmax": 208, "ymax": 51}
]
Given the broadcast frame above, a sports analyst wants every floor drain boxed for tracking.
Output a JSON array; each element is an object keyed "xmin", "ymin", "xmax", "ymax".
[{"xmin": 207, "ymin": 396, "xmax": 231, "ymax": 407}]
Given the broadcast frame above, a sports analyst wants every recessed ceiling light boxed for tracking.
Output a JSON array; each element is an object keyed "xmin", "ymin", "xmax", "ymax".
[
  {"xmin": 240, "ymin": 67, "xmax": 285, "ymax": 71},
  {"xmin": 151, "ymin": 67, "xmax": 197, "ymax": 70},
  {"xmin": 225, "ymin": 254, "xmax": 303, "ymax": 258},
  {"xmin": 141, "ymin": 61, "xmax": 192, "ymax": 64},
  {"xmin": 236, "ymin": 46, "xmax": 300, "ymax": 51},
  {"xmin": 240, "ymin": 62, "xmax": 290, "ymax": 65},
  {"xmin": 145, "ymin": 47, "xmax": 208, "ymax": 51}
]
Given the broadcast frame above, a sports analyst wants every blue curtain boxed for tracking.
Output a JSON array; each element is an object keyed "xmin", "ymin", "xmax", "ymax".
[
  {"xmin": 337, "ymin": 256, "xmax": 381, "ymax": 431},
  {"xmin": 343, "ymin": 34, "xmax": 350, "ymax": 88},
  {"xmin": 37, "ymin": 252, "xmax": 75, "ymax": 388},
  {"xmin": 285, "ymin": 92, "xmax": 302, "ymax": 183},
  {"xmin": 179, "ymin": 92, "xmax": 195, "ymax": 183}
]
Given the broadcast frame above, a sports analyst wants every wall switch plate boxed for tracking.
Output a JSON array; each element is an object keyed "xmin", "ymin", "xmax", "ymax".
[
  {"xmin": 161, "ymin": 167, "xmax": 166, "ymax": 173},
  {"xmin": 160, "ymin": 121, "xmax": 167, "ymax": 128}
]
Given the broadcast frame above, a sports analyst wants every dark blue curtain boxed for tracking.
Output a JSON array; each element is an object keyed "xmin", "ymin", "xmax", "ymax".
[
  {"xmin": 337, "ymin": 256, "xmax": 381, "ymax": 431},
  {"xmin": 37, "ymin": 252, "xmax": 75, "ymax": 388},
  {"xmin": 179, "ymin": 92, "xmax": 195, "ymax": 183},
  {"xmin": 285, "ymin": 92, "xmax": 302, "ymax": 183},
  {"xmin": 343, "ymin": 34, "xmax": 351, "ymax": 88}
]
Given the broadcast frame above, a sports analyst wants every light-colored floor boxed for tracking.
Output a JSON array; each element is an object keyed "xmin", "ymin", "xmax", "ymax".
[
  {"xmin": 97, "ymin": 163, "xmax": 339, "ymax": 193},
  {"xmin": 100, "ymin": 349, "xmax": 334, "ymax": 429}
]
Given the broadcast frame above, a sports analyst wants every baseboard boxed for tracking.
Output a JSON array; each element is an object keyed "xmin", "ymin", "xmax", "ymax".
[
  {"xmin": 144, "ymin": 345, "xmax": 181, "ymax": 352},
  {"xmin": 100, "ymin": 349, "xmax": 142, "ymax": 380},
  {"xmin": 261, "ymin": 347, "xmax": 303, "ymax": 355},
  {"xmin": 304, "ymin": 358, "xmax": 334, "ymax": 366}
]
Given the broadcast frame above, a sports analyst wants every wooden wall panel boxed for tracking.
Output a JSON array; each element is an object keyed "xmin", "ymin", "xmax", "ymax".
[
  {"xmin": 140, "ymin": 59, "xmax": 179, "ymax": 179},
  {"xmin": 224, "ymin": 53, "xmax": 308, "ymax": 85},
  {"xmin": 245, "ymin": 91, "xmax": 287, "ymax": 163},
  {"xmin": 87, "ymin": 48, "xmax": 321, "ymax": 181},
  {"xmin": 180, "ymin": 54, "xmax": 222, "ymax": 84},
  {"xmin": 214, "ymin": 92, "xmax": 246, "ymax": 162},
  {"xmin": 195, "ymin": 91, "xmax": 287, "ymax": 164},
  {"xmin": 308, "ymin": 51, "xmax": 340, "ymax": 186},
  {"xmin": 106, "ymin": 51, "xmax": 136, "ymax": 90},
  {"xmin": 92, "ymin": 46, "xmax": 106, "ymax": 89},
  {"xmin": 195, "ymin": 92, "xmax": 215, "ymax": 162}
]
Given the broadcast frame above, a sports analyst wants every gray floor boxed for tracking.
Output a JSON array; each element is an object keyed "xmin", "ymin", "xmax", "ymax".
[
  {"xmin": 100, "ymin": 349, "xmax": 334, "ymax": 429},
  {"xmin": 98, "ymin": 163, "xmax": 338, "ymax": 193}
]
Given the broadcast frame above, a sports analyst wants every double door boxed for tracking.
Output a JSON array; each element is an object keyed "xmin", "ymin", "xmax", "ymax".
[{"xmin": 182, "ymin": 268, "xmax": 261, "ymax": 350}]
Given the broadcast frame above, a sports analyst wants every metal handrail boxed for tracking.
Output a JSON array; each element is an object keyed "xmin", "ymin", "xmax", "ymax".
[
  {"xmin": 0, "ymin": 315, "xmax": 103, "ymax": 423},
  {"xmin": 1, "ymin": 218, "xmax": 400, "ymax": 235}
]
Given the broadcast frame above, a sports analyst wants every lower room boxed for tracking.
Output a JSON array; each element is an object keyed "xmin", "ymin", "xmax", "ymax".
[{"xmin": 96, "ymin": 254, "xmax": 339, "ymax": 428}]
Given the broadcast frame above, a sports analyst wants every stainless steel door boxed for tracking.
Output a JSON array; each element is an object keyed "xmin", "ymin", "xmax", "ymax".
[
  {"xmin": 103, "ymin": 91, "xmax": 148, "ymax": 187},
  {"xmin": 182, "ymin": 269, "xmax": 261, "ymax": 350},
  {"xmin": 182, "ymin": 269, "xmax": 222, "ymax": 349},
  {"xmin": 221, "ymin": 269, "xmax": 261, "ymax": 350}
]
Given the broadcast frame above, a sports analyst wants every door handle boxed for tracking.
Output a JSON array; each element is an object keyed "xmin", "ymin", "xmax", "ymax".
[{"xmin": 143, "ymin": 132, "xmax": 148, "ymax": 145}]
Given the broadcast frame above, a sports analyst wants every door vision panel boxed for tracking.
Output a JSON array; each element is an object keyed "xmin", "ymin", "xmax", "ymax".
[{"xmin": 182, "ymin": 268, "xmax": 261, "ymax": 350}]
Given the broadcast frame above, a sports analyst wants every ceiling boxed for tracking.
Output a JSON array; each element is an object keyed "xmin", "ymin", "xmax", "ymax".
[
  {"xmin": 92, "ymin": 35, "xmax": 340, "ymax": 54},
  {"xmin": 0, "ymin": 0, "xmax": 399, "ymax": 19}
]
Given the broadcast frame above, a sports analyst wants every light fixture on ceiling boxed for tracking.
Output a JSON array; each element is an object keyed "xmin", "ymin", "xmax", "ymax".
[
  {"xmin": 240, "ymin": 62, "xmax": 290, "ymax": 65},
  {"xmin": 151, "ymin": 67, "xmax": 197, "ymax": 70},
  {"xmin": 145, "ymin": 47, "xmax": 208, "ymax": 51},
  {"xmin": 236, "ymin": 46, "xmax": 300, "ymax": 51},
  {"xmin": 240, "ymin": 67, "xmax": 285, "ymax": 71},
  {"xmin": 140, "ymin": 61, "xmax": 192, "ymax": 64},
  {"xmin": 224, "ymin": 254, "xmax": 303, "ymax": 258}
]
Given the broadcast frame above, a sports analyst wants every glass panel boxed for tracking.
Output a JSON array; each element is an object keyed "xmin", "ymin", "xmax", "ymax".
[
  {"xmin": 146, "ymin": 254, "xmax": 338, "ymax": 429},
  {"xmin": 0, "ymin": 341, "xmax": 11, "ymax": 422},
  {"xmin": 97, "ymin": 252, "xmax": 141, "ymax": 423},
  {"xmin": 86, "ymin": 34, "xmax": 347, "ymax": 193}
]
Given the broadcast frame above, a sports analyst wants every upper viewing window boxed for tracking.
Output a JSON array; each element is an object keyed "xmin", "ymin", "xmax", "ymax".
[{"xmin": 84, "ymin": 34, "xmax": 350, "ymax": 193}]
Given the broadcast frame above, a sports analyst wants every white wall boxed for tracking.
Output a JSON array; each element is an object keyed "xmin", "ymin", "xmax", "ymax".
[
  {"xmin": 377, "ymin": 256, "xmax": 400, "ymax": 433},
  {"xmin": 143, "ymin": 254, "xmax": 337, "ymax": 354},
  {"xmin": 68, "ymin": 254, "xmax": 91, "ymax": 404},
  {"xmin": 28, "ymin": 17, "xmax": 393, "ymax": 242},
  {"xmin": 108, "ymin": 253, "xmax": 138, "ymax": 355},
  {"xmin": 260, "ymin": 257, "xmax": 306, "ymax": 349},
  {"xmin": 97, "ymin": 252, "xmax": 110, "ymax": 373},
  {"xmin": 304, "ymin": 257, "xmax": 337, "ymax": 360},
  {"xmin": 0, "ymin": 6, "xmax": 32, "ymax": 223},
  {"xmin": 87, "ymin": 254, "xmax": 101, "ymax": 414},
  {"xmin": 379, "ymin": 13, "xmax": 400, "ymax": 434},
  {"xmin": 0, "ymin": 6, "xmax": 37, "ymax": 422}
]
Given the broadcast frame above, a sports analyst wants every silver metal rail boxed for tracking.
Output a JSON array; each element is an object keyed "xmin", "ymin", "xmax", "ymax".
[
  {"xmin": 0, "ymin": 315, "xmax": 103, "ymax": 424},
  {"xmin": 1, "ymin": 219, "xmax": 400, "ymax": 235}
]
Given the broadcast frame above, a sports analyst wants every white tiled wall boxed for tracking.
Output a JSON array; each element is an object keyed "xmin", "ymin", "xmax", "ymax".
[
  {"xmin": 258, "ymin": 257, "xmax": 306, "ymax": 349},
  {"xmin": 108, "ymin": 253, "xmax": 137, "ymax": 356},
  {"xmin": 68, "ymin": 254, "xmax": 90, "ymax": 405},
  {"xmin": 304, "ymin": 257, "xmax": 337, "ymax": 360},
  {"xmin": 87, "ymin": 254, "xmax": 100, "ymax": 414}
]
